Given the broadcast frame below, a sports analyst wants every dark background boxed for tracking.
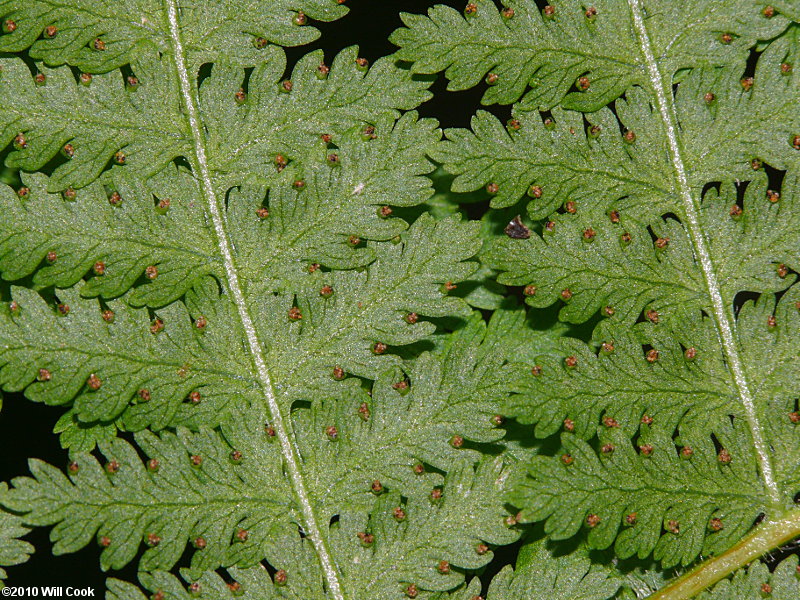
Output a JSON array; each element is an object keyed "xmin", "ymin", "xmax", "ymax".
[{"xmin": 0, "ymin": 0, "xmax": 516, "ymax": 590}]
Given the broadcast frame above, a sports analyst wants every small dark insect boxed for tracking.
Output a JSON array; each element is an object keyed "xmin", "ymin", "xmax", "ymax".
[{"xmin": 504, "ymin": 216, "xmax": 530, "ymax": 239}]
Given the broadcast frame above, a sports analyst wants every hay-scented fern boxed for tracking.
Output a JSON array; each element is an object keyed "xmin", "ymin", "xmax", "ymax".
[
  {"xmin": 0, "ymin": 0, "xmax": 522, "ymax": 597},
  {"xmin": 394, "ymin": 0, "xmax": 800, "ymax": 598},
  {"xmin": 0, "ymin": 1, "xmax": 798, "ymax": 599}
]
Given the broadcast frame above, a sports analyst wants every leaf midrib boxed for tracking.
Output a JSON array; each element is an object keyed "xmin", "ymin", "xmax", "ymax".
[
  {"xmin": 6, "ymin": 105, "xmax": 186, "ymax": 142},
  {"xmin": 626, "ymin": 0, "xmax": 781, "ymax": 507},
  {"xmin": 403, "ymin": 13, "xmax": 640, "ymax": 72},
  {"xmin": 50, "ymin": 495, "xmax": 291, "ymax": 511},
  {"xmin": 552, "ymin": 478, "xmax": 761, "ymax": 502},
  {"xmin": 8, "ymin": 341, "xmax": 251, "ymax": 383},
  {"xmin": 454, "ymin": 155, "xmax": 671, "ymax": 198},
  {"xmin": 162, "ymin": 2, "xmax": 347, "ymax": 598}
]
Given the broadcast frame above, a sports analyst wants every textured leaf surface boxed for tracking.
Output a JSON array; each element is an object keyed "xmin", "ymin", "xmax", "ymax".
[
  {"xmin": 483, "ymin": 538, "xmax": 623, "ymax": 599},
  {"xmin": 432, "ymin": 40, "xmax": 800, "ymax": 210},
  {"xmin": 508, "ymin": 272, "xmax": 800, "ymax": 568},
  {"xmin": 0, "ymin": 484, "xmax": 33, "ymax": 584},
  {"xmin": 487, "ymin": 173, "xmax": 799, "ymax": 324},
  {"xmin": 0, "ymin": 1, "xmax": 523, "ymax": 593},
  {"xmin": 407, "ymin": 0, "xmax": 800, "ymax": 577},
  {"xmin": 0, "ymin": 283, "xmax": 257, "ymax": 428},
  {"xmin": 513, "ymin": 427, "xmax": 763, "ymax": 569},
  {"xmin": 0, "ymin": 111, "xmax": 441, "ymax": 308},
  {"xmin": 3, "ymin": 0, "xmax": 800, "ymax": 596},
  {"xmin": 0, "ymin": 45, "xmax": 430, "ymax": 192},
  {"xmin": 105, "ymin": 537, "xmax": 630, "ymax": 600},
  {"xmin": 0, "ymin": 169, "xmax": 216, "ymax": 306},
  {"xmin": 697, "ymin": 555, "xmax": 800, "ymax": 600},
  {"xmin": 0, "ymin": 208, "xmax": 483, "ymax": 431},
  {"xmin": 0, "ymin": 0, "xmax": 349, "ymax": 71},
  {"xmin": 0, "ymin": 50, "xmax": 185, "ymax": 190},
  {"xmin": 2, "ymin": 304, "xmax": 530, "ymax": 594},
  {"xmin": 392, "ymin": 0, "xmax": 792, "ymax": 111},
  {"xmin": 4, "ymin": 436, "xmax": 522, "ymax": 595}
]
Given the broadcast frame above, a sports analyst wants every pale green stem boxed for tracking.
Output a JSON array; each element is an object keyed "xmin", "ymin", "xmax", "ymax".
[
  {"xmin": 626, "ymin": 0, "xmax": 780, "ymax": 505},
  {"xmin": 163, "ymin": 1, "xmax": 346, "ymax": 598},
  {"xmin": 648, "ymin": 509, "xmax": 800, "ymax": 599}
]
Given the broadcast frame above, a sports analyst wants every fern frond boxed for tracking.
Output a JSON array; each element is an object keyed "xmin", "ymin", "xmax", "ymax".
[
  {"xmin": 0, "ymin": 2, "xmax": 507, "ymax": 592},
  {"xmin": 0, "ymin": 210, "xmax": 481, "ymax": 434},
  {"xmin": 0, "ymin": 45, "xmax": 431, "ymax": 193},
  {"xmin": 0, "ymin": 0, "xmax": 349, "ymax": 71},
  {"xmin": 392, "ymin": 0, "xmax": 792, "ymax": 111},
  {"xmin": 105, "ymin": 568, "xmax": 287, "ymax": 600},
  {"xmin": 0, "ymin": 169, "xmax": 216, "ymax": 306},
  {"xmin": 105, "ymin": 536, "xmax": 631, "ymax": 600},
  {"xmin": 0, "ymin": 484, "xmax": 33, "ymax": 585},
  {"xmin": 697, "ymin": 555, "xmax": 800, "ymax": 600},
  {"xmin": 0, "ymin": 110, "xmax": 441, "ymax": 307},
  {"xmin": 430, "ymin": 99, "xmax": 671, "ymax": 213},
  {"xmin": 4, "ymin": 0, "xmax": 800, "ymax": 594},
  {"xmin": 507, "ymin": 310, "xmax": 732, "ymax": 439},
  {"xmin": 4, "ymin": 440, "xmax": 521, "ymax": 594},
  {"xmin": 513, "ymin": 427, "xmax": 762, "ymax": 568},
  {"xmin": 0, "ymin": 282, "xmax": 256, "ymax": 427},
  {"xmin": 483, "ymin": 538, "xmax": 624, "ymax": 599},
  {"xmin": 428, "ymin": 39, "xmax": 800, "ymax": 211},
  {"xmin": 401, "ymin": 0, "xmax": 800, "ymax": 574},
  {"xmin": 486, "ymin": 172, "xmax": 799, "ymax": 324},
  {"xmin": 507, "ymin": 283, "xmax": 800, "ymax": 569},
  {"xmin": 2, "ymin": 304, "xmax": 529, "ymax": 594}
]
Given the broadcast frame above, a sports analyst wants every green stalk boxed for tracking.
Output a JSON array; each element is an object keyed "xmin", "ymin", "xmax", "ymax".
[{"xmin": 648, "ymin": 508, "xmax": 800, "ymax": 599}]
